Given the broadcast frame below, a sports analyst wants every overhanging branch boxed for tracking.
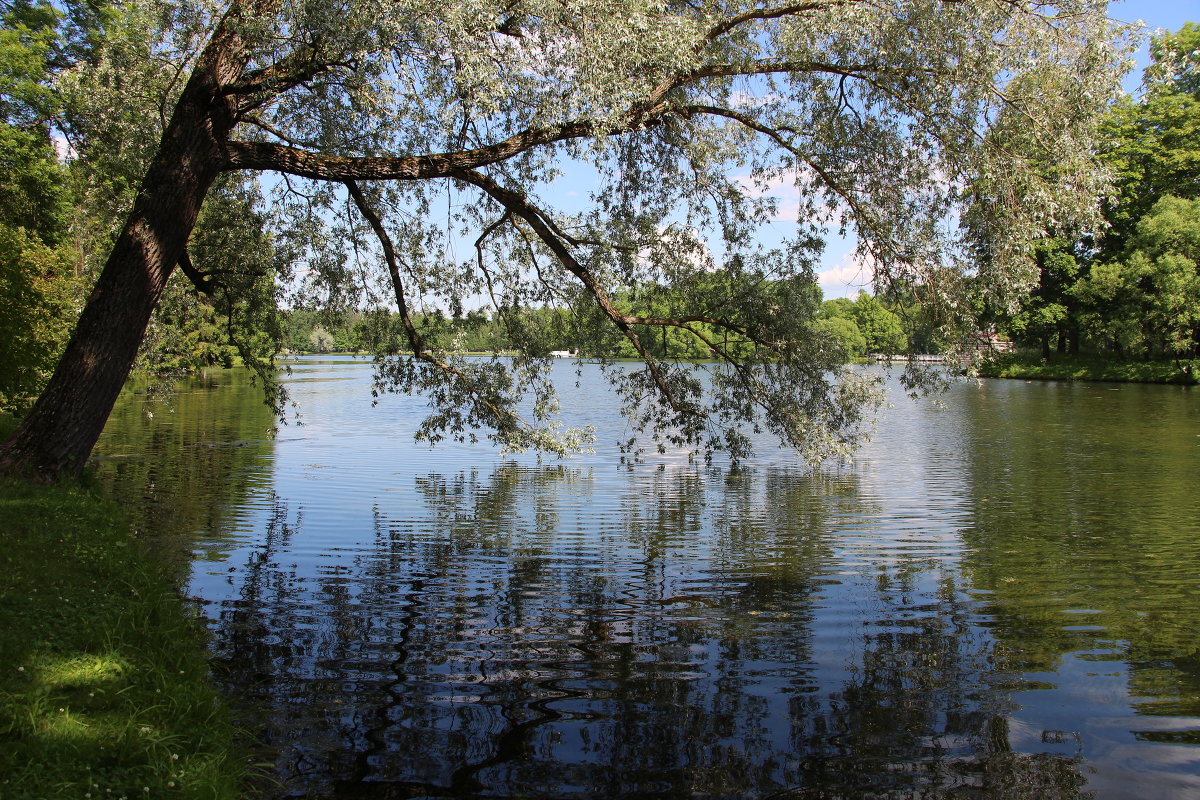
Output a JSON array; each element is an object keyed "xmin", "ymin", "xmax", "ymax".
[
  {"xmin": 178, "ymin": 248, "xmax": 214, "ymax": 296},
  {"xmin": 224, "ymin": 120, "xmax": 597, "ymax": 179},
  {"xmin": 223, "ymin": 53, "xmax": 911, "ymax": 181},
  {"xmin": 451, "ymin": 168, "xmax": 720, "ymax": 416},
  {"xmin": 343, "ymin": 180, "xmax": 535, "ymax": 436},
  {"xmin": 702, "ymin": 0, "xmax": 853, "ymax": 43}
]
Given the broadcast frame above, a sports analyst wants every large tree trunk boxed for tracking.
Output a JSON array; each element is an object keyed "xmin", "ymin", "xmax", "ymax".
[
  {"xmin": 0, "ymin": 167, "xmax": 211, "ymax": 478},
  {"xmin": 0, "ymin": 15, "xmax": 250, "ymax": 481}
]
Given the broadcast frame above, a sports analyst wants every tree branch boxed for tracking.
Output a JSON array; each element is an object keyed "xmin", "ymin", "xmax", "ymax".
[
  {"xmin": 225, "ymin": 41, "xmax": 355, "ymax": 112},
  {"xmin": 342, "ymin": 181, "xmax": 426, "ymax": 354},
  {"xmin": 636, "ymin": 57, "xmax": 929, "ymax": 121},
  {"xmin": 679, "ymin": 102, "xmax": 909, "ymax": 280},
  {"xmin": 702, "ymin": 1, "xmax": 853, "ymax": 44},
  {"xmin": 224, "ymin": 119, "xmax": 599, "ymax": 179},
  {"xmin": 473, "ymin": 212, "xmax": 528, "ymax": 345},
  {"xmin": 636, "ymin": 318, "xmax": 778, "ymax": 413},
  {"xmin": 343, "ymin": 180, "xmax": 535, "ymax": 435},
  {"xmin": 225, "ymin": 54, "xmax": 909, "ymax": 181},
  {"xmin": 451, "ymin": 168, "xmax": 691, "ymax": 414},
  {"xmin": 241, "ymin": 114, "xmax": 312, "ymax": 148},
  {"xmin": 178, "ymin": 248, "xmax": 214, "ymax": 296}
]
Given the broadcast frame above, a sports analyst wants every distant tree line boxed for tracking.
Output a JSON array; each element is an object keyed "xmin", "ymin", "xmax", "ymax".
[{"xmin": 281, "ymin": 286, "xmax": 934, "ymax": 360}]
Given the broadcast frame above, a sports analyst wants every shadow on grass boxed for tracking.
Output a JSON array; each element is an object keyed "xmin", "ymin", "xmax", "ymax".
[{"xmin": 0, "ymin": 476, "xmax": 256, "ymax": 800}]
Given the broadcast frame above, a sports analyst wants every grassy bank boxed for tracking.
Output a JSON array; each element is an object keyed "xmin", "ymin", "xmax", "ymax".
[
  {"xmin": 977, "ymin": 353, "xmax": 1198, "ymax": 385},
  {"xmin": 0, "ymin": 472, "xmax": 254, "ymax": 799}
]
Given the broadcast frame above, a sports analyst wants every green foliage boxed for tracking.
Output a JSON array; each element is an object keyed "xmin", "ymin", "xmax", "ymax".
[
  {"xmin": 284, "ymin": 309, "xmax": 385, "ymax": 354},
  {"xmin": 137, "ymin": 280, "xmax": 239, "ymax": 371},
  {"xmin": 48, "ymin": 6, "xmax": 285, "ymax": 377},
  {"xmin": 820, "ymin": 293, "xmax": 908, "ymax": 356},
  {"xmin": 1005, "ymin": 240, "xmax": 1080, "ymax": 357},
  {"xmin": 886, "ymin": 293, "xmax": 953, "ymax": 355},
  {"xmin": 0, "ymin": 0, "xmax": 70, "ymax": 243},
  {"xmin": 2, "ymin": 0, "xmax": 283, "ymax": 394},
  {"xmin": 137, "ymin": 176, "xmax": 285, "ymax": 373},
  {"xmin": 0, "ymin": 225, "xmax": 78, "ymax": 409},
  {"xmin": 308, "ymin": 324, "xmax": 334, "ymax": 352},
  {"xmin": 0, "ymin": 477, "xmax": 251, "ymax": 799},
  {"xmin": 285, "ymin": 282, "xmax": 924, "ymax": 368},
  {"xmin": 814, "ymin": 315, "xmax": 867, "ymax": 359},
  {"xmin": 0, "ymin": 0, "xmax": 85, "ymax": 412},
  {"xmin": 988, "ymin": 23, "xmax": 1200, "ymax": 366},
  {"xmin": 851, "ymin": 293, "xmax": 908, "ymax": 355},
  {"xmin": 1076, "ymin": 195, "xmax": 1200, "ymax": 359},
  {"xmin": 1146, "ymin": 21, "xmax": 1200, "ymax": 97},
  {"xmin": 1102, "ymin": 22, "xmax": 1200, "ymax": 241},
  {"xmin": 202, "ymin": 0, "xmax": 1126, "ymax": 461}
]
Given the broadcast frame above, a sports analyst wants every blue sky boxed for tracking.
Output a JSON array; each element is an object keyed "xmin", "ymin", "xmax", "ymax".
[{"xmin": 1114, "ymin": 0, "xmax": 1197, "ymax": 89}]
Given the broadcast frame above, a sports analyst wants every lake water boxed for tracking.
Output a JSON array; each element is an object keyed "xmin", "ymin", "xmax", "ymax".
[{"xmin": 90, "ymin": 358, "xmax": 1200, "ymax": 799}]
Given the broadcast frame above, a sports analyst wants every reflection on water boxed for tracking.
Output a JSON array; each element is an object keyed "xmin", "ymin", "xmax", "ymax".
[
  {"xmin": 91, "ymin": 359, "xmax": 1200, "ymax": 799},
  {"xmin": 89, "ymin": 371, "xmax": 277, "ymax": 578}
]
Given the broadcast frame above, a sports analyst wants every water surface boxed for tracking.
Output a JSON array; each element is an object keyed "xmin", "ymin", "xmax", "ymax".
[{"xmin": 91, "ymin": 359, "xmax": 1200, "ymax": 799}]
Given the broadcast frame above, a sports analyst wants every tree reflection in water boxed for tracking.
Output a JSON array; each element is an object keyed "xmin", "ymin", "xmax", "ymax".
[
  {"xmin": 88, "ymin": 371, "xmax": 277, "ymax": 580},
  {"xmin": 207, "ymin": 464, "xmax": 1089, "ymax": 799}
]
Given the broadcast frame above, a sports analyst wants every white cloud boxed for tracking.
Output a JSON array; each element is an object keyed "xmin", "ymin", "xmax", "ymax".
[
  {"xmin": 734, "ymin": 169, "xmax": 817, "ymax": 223},
  {"xmin": 817, "ymin": 251, "xmax": 874, "ymax": 299}
]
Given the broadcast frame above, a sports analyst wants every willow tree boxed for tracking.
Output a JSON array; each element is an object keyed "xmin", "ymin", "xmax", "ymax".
[{"xmin": 0, "ymin": 0, "xmax": 1128, "ymax": 479}]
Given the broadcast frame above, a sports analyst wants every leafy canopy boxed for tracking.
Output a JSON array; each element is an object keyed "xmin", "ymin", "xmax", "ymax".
[
  {"xmin": 987, "ymin": 23, "xmax": 1200, "ymax": 362},
  {"xmin": 1102, "ymin": 22, "xmax": 1200, "ymax": 242},
  {"xmin": 59, "ymin": 0, "xmax": 1132, "ymax": 461}
]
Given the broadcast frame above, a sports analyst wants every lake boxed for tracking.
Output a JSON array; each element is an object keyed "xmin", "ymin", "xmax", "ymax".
[{"xmin": 90, "ymin": 358, "xmax": 1200, "ymax": 799}]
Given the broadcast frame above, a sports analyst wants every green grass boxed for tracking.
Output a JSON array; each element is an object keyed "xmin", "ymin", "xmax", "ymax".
[
  {"xmin": 977, "ymin": 352, "xmax": 1199, "ymax": 385},
  {"xmin": 0, "ymin": 473, "xmax": 255, "ymax": 799}
]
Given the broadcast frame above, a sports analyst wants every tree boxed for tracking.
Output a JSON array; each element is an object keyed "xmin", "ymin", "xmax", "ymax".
[
  {"xmin": 968, "ymin": 23, "xmax": 1199, "ymax": 363},
  {"xmin": 1006, "ymin": 240, "xmax": 1079, "ymax": 359},
  {"xmin": 847, "ymin": 292, "xmax": 907, "ymax": 356},
  {"xmin": 1006, "ymin": 22, "xmax": 1200, "ymax": 362},
  {"xmin": 819, "ymin": 293, "xmax": 908, "ymax": 356},
  {"xmin": 306, "ymin": 325, "xmax": 332, "ymax": 352},
  {"xmin": 1065, "ymin": 24, "xmax": 1200, "ymax": 360},
  {"xmin": 1101, "ymin": 23, "xmax": 1200, "ymax": 246},
  {"xmin": 813, "ymin": 315, "xmax": 866, "ymax": 360},
  {"xmin": 0, "ymin": 0, "xmax": 84, "ymax": 411},
  {"xmin": 0, "ymin": 225, "xmax": 78, "ymax": 408},
  {"xmin": 1075, "ymin": 195, "xmax": 1200, "ymax": 359},
  {"xmin": 0, "ymin": 0, "xmax": 1129, "ymax": 479},
  {"xmin": 51, "ymin": 1, "xmax": 287, "ymax": 377}
]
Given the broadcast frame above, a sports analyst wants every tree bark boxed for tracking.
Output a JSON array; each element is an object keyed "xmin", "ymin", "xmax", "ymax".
[{"xmin": 0, "ymin": 9, "xmax": 252, "ymax": 481}]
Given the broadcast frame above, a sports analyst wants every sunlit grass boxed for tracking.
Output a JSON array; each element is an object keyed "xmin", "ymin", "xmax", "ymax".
[{"xmin": 0, "ymin": 473, "xmax": 254, "ymax": 799}]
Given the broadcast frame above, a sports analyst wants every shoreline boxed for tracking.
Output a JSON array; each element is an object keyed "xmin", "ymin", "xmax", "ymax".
[{"xmin": 976, "ymin": 353, "xmax": 1198, "ymax": 386}]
